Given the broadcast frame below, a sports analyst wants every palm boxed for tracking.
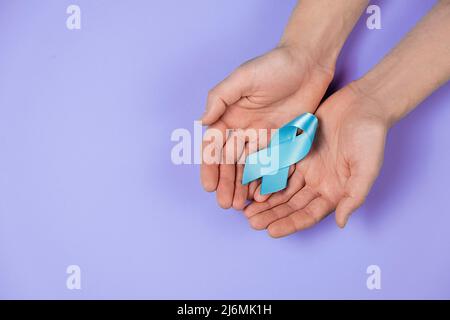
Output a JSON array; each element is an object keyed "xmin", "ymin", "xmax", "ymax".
[
  {"xmin": 201, "ymin": 47, "xmax": 333, "ymax": 210},
  {"xmin": 220, "ymin": 48, "xmax": 331, "ymax": 129},
  {"xmin": 245, "ymin": 86, "xmax": 388, "ymax": 237}
]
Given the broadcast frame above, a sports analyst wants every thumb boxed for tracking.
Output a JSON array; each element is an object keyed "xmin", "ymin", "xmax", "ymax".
[
  {"xmin": 335, "ymin": 167, "xmax": 379, "ymax": 228},
  {"xmin": 201, "ymin": 67, "xmax": 251, "ymax": 125}
]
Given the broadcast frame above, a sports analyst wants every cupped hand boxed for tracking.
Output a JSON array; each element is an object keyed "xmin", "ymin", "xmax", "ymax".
[
  {"xmin": 244, "ymin": 84, "xmax": 389, "ymax": 237},
  {"xmin": 200, "ymin": 46, "xmax": 333, "ymax": 210}
]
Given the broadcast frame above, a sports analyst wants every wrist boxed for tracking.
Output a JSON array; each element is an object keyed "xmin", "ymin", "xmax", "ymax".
[
  {"xmin": 274, "ymin": 43, "xmax": 334, "ymax": 116},
  {"xmin": 349, "ymin": 0, "xmax": 450, "ymax": 127},
  {"xmin": 349, "ymin": 79, "xmax": 400, "ymax": 128},
  {"xmin": 279, "ymin": 0, "xmax": 369, "ymax": 80},
  {"xmin": 277, "ymin": 36, "xmax": 340, "ymax": 81}
]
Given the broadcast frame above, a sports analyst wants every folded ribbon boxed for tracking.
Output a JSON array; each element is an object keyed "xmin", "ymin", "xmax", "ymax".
[{"xmin": 242, "ymin": 113, "xmax": 318, "ymax": 195}]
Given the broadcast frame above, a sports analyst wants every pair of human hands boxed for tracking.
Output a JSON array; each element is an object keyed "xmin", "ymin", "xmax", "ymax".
[{"xmin": 200, "ymin": 46, "xmax": 388, "ymax": 238}]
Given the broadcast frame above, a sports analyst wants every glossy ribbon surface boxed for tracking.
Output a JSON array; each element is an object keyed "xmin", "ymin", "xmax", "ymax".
[{"xmin": 242, "ymin": 113, "xmax": 318, "ymax": 195}]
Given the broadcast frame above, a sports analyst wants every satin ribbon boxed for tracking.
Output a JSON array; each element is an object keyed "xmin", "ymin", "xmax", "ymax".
[{"xmin": 242, "ymin": 113, "xmax": 318, "ymax": 195}]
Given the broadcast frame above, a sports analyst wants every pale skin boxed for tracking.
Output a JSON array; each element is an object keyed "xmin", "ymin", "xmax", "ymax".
[
  {"xmin": 200, "ymin": 0, "xmax": 450, "ymax": 238},
  {"xmin": 246, "ymin": 0, "xmax": 450, "ymax": 238},
  {"xmin": 200, "ymin": 0, "xmax": 370, "ymax": 209}
]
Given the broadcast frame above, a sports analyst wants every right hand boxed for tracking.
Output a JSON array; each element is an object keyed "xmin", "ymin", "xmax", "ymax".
[{"xmin": 244, "ymin": 84, "xmax": 389, "ymax": 237}]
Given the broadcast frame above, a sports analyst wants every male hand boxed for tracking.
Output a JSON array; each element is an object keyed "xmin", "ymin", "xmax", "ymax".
[
  {"xmin": 244, "ymin": 84, "xmax": 388, "ymax": 237},
  {"xmin": 200, "ymin": 46, "xmax": 333, "ymax": 210}
]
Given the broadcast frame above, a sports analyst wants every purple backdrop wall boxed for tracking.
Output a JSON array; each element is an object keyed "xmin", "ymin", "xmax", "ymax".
[{"xmin": 0, "ymin": 0, "xmax": 449, "ymax": 299}]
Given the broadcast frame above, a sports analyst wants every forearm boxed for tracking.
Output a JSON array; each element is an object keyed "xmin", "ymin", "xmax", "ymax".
[
  {"xmin": 355, "ymin": 0, "xmax": 450, "ymax": 126},
  {"xmin": 280, "ymin": 0, "xmax": 369, "ymax": 71}
]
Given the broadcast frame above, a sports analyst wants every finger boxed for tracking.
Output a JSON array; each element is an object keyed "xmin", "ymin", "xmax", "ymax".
[
  {"xmin": 335, "ymin": 127, "xmax": 386, "ymax": 228},
  {"xmin": 248, "ymin": 186, "xmax": 317, "ymax": 229},
  {"xmin": 232, "ymin": 142, "xmax": 251, "ymax": 210},
  {"xmin": 228, "ymin": 130, "xmax": 247, "ymax": 166},
  {"xmin": 216, "ymin": 132, "xmax": 240, "ymax": 209},
  {"xmin": 268, "ymin": 196, "xmax": 334, "ymax": 238},
  {"xmin": 216, "ymin": 165, "xmax": 235, "ymax": 209},
  {"xmin": 201, "ymin": 67, "xmax": 251, "ymax": 125},
  {"xmin": 253, "ymin": 183, "xmax": 271, "ymax": 203},
  {"xmin": 253, "ymin": 165, "xmax": 296, "ymax": 202},
  {"xmin": 232, "ymin": 164, "xmax": 248, "ymax": 210},
  {"xmin": 243, "ymin": 132, "xmax": 266, "ymax": 201},
  {"xmin": 335, "ymin": 170, "xmax": 378, "ymax": 228},
  {"xmin": 244, "ymin": 166, "xmax": 305, "ymax": 218},
  {"xmin": 200, "ymin": 122, "xmax": 227, "ymax": 192},
  {"xmin": 247, "ymin": 180, "xmax": 259, "ymax": 200},
  {"xmin": 249, "ymin": 203, "xmax": 296, "ymax": 230}
]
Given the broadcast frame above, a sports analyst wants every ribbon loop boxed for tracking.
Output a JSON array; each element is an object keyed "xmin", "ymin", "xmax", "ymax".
[{"xmin": 242, "ymin": 113, "xmax": 318, "ymax": 195}]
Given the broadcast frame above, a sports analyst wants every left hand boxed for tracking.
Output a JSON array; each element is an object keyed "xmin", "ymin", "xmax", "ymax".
[{"xmin": 200, "ymin": 46, "xmax": 333, "ymax": 210}]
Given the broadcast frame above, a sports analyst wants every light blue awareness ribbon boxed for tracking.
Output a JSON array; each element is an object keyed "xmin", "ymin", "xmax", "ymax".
[{"xmin": 242, "ymin": 113, "xmax": 318, "ymax": 195}]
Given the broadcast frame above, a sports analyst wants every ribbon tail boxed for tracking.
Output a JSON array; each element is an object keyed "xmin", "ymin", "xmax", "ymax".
[{"xmin": 260, "ymin": 166, "xmax": 289, "ymax": 195}]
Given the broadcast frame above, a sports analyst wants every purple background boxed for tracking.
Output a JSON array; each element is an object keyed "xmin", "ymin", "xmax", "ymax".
[{"xmin": 0, "ymin": 0, "xmax": 449, "ymax": 299}]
